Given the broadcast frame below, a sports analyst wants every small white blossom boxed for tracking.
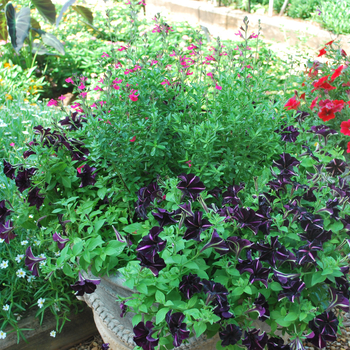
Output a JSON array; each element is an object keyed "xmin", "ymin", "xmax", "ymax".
[
  {"xmin": 2, "ymin": 304, "xmax": 9, "ymax": 311},
  {"xmin": 21, "ymin": 240, "xmax": 29, "ymax": 246},
  {"xmin": 15, "ymin": 254, "xmax": 24, "ymax": 263},
  {"xmin": 27, "ymin": 275, "xmax": 36, "ymax": 283},
  {"xmin": 50, "ymin": 330, "xmax": 56, "ymax": 338},
  {"xmin": 53, "ymin": 303, "xmax": 60, "ymax": 312},
  {"xmin": 37, "ymin": 298, "xmax": 45, "ymax": 308},
  {"xmin": 34, "ymin": 240, "xmax": 40, "ymax": 246},
  {"xmin": 0, "ymin": 330, "xmax": 6, "ymax": 339},
  {"xmin": 39, "ymin": 260, "xmax": 46, "ymax": 267},
  {"xmin": 39, "ymin": 253, "xmax": 46, "ymax": 259},
  {"xmin": 41, "ymin": 226, "xmax": 47, "ymax": 231},
  {"xmin": 0, "ymin": 239, "xmax": 4, "ymax": 243},
  {"xmin": 0, "ymin": 261, "xmax": 9, "ymax": 269},
  {"xmin": 54, "ymin": 251, "xmax": 60, "ymax": 257},
  {"xmin": 28, "ymin": 214, "xmax": 33, "ymax": 219},
  {"xmin": 16, "ymin": 269, "xmax": 26, "ymax": 278}
]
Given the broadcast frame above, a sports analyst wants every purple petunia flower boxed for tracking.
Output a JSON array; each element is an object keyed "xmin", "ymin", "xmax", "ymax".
[
  {"xmin": 27, "ymin": 186, "xmax": 45, "ymax": 210},
  {"xmin": 222, "ymin": 183, "xmax": 244, "ymax": 206},
  {"xmin": 226, "ymin": 236, "xmax": 253, "ymax": 258},
  {"xmin": 250, "ymin": 293, "xmax": 270, "ymax": 321},
  {"xmin": 277, "ymin": 277, "xmax": 305, "ymax": 303},
  {"xmin": 77, "ymin": 164, "xmax": 97, "ymax": 187},
  {"xmin": 70, "ymin": 272, "xmax": 101, "ymax": 296},
  {"xmin": 177, "ymin": 173, "xmax": 205, "ymax": 201},
  {"xmin": 325, "ymin": 159, "xmax": 347, "ymax": 177},
  {"xmin": 295, "ymin": 110, "xmax": 310, "ymax": 122},
  {"xmin": 136, "ymin": 226, "xmax": 167, "ymax": 263},
  {"xmin": 53, "ymin": 232, "xmax": 70, "ymax": 250},
  {"xmin": 184, "ymin": 211, "xmax": 212, "ymax": 241},
  {"xmin": 101, "ymin": 344, "xmax": 110, "ymax": 350},
  {"xmin": 237, "ymin": 259, "xmax": 270, "ymax": 288},
  {"xmin": 152, "ymin": 208, "xmax": 178, "ymax": 227},
  {"xmin": 135, "ymin": 182, "xmax": 163, "ymax": 220},
  {"xmin": 296, "ymin": 240, "xmax": 323, "ymax": 265},
  {"xmin": 309, "ymin": 125, "xmax": 337, "ymax": 145},
  {"xmin": 165, "ymin": 310, "xmax": 190, "ymax": 347},
  {"xmin": 15, "ymin": 167, "xmax": 36, "ymax": 193},
  {"xmin": 59, "ymin": 112, "xmax": 87, "ymax": 131},
  {"xmin": 208, "ymin": 187, "xmax": 222, "ymax": 199},
  {"xmin": 119, "ymin": 300, "xmax": 127, "ymax": 318},
  {"xmin": 275, "ymin": 125, "xmax": 300, "ymax": 143},
  {"xmin": 25, "ymin": 246, "xmax": 46, "ymax": 276},
  {"xmin": 307, "ymin": 311, "xmax": 338, "ymax": 349},
  {"xmin": 200, "ymin": 229, "xmax": 229, "ymax": 255},
  {"xmin": 3, "ymin": 159, "xmax": 15, "ymax": 179},
  {"xmin": 219, "ymin": 324, "xmax": 242, "ymax": 347},
  {"xmin": 267, "ymin": 337, "xmax": 290, "ymax": 350},
  {"xmin": 133, "ymin": 321, "xmax": 159, "ymax": 350},
  {"xmin": 242, "ymin": 328, "xmax": 268, "ymax": 350},
  {"xmin": 0, "ymin": 220, "xmax": 17, "ymax": 243},
  {"xmin": 272, "ymin": 153, "xmax": 300, "ymax": 177},
  {"xmin": 136, "ymin": 253, "xmax": 166, "ymax": 277},
  {"xmin": 0, "ymin": 200, "xmax": 11, "ymax": 224},
  {"xmin": 328, "ymin": 287, "xmax": 349, "ymax": 312},
  {"xmin": 232, "ymin": 207, "xmax": 262, "ymax": 235},
  {"xmin": 318, "ymin": 198, "xmax": 340, "ymax": 220},
  {"xmin": 179, "ymin": 273, "xmax": 202, "ymax": 299}
]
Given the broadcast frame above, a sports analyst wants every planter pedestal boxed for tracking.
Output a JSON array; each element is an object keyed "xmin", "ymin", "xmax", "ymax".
[{"xmin": 78, "ymin": 273, "xmax": 219, "ymax": 350}]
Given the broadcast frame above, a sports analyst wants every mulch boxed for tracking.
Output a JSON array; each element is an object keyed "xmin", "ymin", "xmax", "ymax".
[{"xmin": 69, "ymin": 335, "xmax": 105, "ymax": 350}]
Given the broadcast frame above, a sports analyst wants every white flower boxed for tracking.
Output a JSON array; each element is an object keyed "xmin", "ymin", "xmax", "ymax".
[
  {"xmin": 2, "ymin": 304, "xmax": 9, "ymax": 311},
  {"xmin": 37, "ymin": 298, "xmax": 45, "ymax": 308},
  {"xmin": 34, "ymin": 240, "xmax": 40, "ymax": 246},
  {"xmin": 0, "ymin": 330, "xmax": 6, "ymax": 339},
  {"xmin": 0, "ymin": 260, "xmax": 8, "ymax": 269},
  {"xmin": 0, "ymin": 239, "xmax": 4, "ymax": 243},
  {"xmin": 50, "ymin": 330, "xmax": 56, "ymax": 338},
  {"xmin": 53, "ymin": 303, "xmax": 60, "ymax": 312},
  {"xmin": 39, "ymin": 253, "xmax": 46, "ymax": 259},
  {"xmin": 54, "ymin": 251, "xmax": 61, "ymax": 257},
  {"xmin": 15, "ymin": 254, "xmax": 24, "ymax": 263},
  {"xmin": 16, "ymin": 269, "xmax": 26, "ymax": 278},
  {"xmin": 27, "ymin": 275, "xmax": 35, "ymax": 283},
  {"xmin": 39, "ymin": 260, "xmax": 46, "ymax": 267},
  {"xmin": 28, "ymin": 214, "xmax": 33, "ymax": 218},
  {"xmin": 21, "ymin": 240, "xmax": 29, "ymax": 246}
]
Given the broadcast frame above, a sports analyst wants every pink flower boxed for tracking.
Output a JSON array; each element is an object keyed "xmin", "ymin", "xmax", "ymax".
[
  {"xmin": 124, "ymin": 69, "xmax": 133, "ymax": 75},
  {"xmin": 186, "ymin": 71, "xmax": 193, "ymax": 76},
  {"xmin": 113, "ymin": 78, "xmax": 122, "ymax": 84},
  {"xmin": 58, "ymin": 95, "xmax": 66, "ymax": 100},
  {"xmin": 207, "ymin": 72, "xmax": 213, "ymax": 78},
  {"xmin": 101, "ymin": 52, "xmax": 110, "ymax": 58},
  {"xmin": 10, "ymin": 142, "xmax": 15, "ymax": 147},
  {"xmin": 187, "ymin": 44, "xmax": 197, "ymax": 50},
  {"xmin": 245, "ymin": 65, "xmax": 253, "ymax": 69},
  {"xmin": 215, "ymin": 84, "xmax": 222, "ymax": 91},
  {"xmin": 115, "ymin": 62, "xmax": 123, "ymax": 68},
  {"xmin": 235, "ymin": 30, "xmax": 244, "ymax": 39},
  {"xmin": 150, "ymin": 60, "xmax": 158, "ymax": 66},
  {"xmin": 65, "ymin": 77, "xmax": 74, "ymax": 84},
  {"xmin": 249, "ymin": 33, "xmax": 258, "ymax": 39},
  {"xmin": 91, "ymin": 103, "xmax": 97, "ymax": 108},
  {"xmin": 77, "ymin": 165, "xmax": 84, "ymax": 174},
  {"xmin": 134, "ymin": 65, "xmax": 142, "ymax": 71},
  {"xmin": 78, "ymin": 83, "xmax": 86, "ymax": 90},
  {"xmin": 126, "ymin": 83, "xmax": 131, "ymax": 87},
  {"xmin": 130, "ymin": 136, "xmax": 136, "ymax": 142},
  {"xmin": 98, "ymin": 78, "xmax": 104, "ymax": 83},
  {"xmin": 161, "ymin": 80, "xmax": 171, "ymax": 86},
  {"xmin": 98, "ymin": 101, "xmax": 106, "ymax": 106},
  {"xmin": 47, "ymin": 99, "xmax": 58, "ymax": 107},
  {"xmin": 169, "ymin": 50, "xmax": 176, "ymax": 57},
  {"xmin": 71, "ymin": 103, "xmax": 81, "ymax": 109},
  {"xmin": 94, "ymin": 86, "xmax": 103, "ymax": 91},
  {"xmin": 185, "ymin": 160, "xmax": 192, "ymax": 168},
  {"xmin": 129, "ymin": 90, "xmax": 139, "ymax": 101},
  {"xmin": 165, "ymin": 64, "xmax": 172, "ymax": 69},
  {"xmin": 80, "ymin": 92, "xmax": 87, "ymax": 98},
  {"xmin": 118, "ymin": 46, "xmax": 128, "ymax": 51},
  {"xmin": 113, "ymin": 84, "xmax": 120, "ymax": 90}
]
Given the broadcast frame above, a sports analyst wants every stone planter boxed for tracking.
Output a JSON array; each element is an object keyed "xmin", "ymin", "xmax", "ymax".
[{"xmin": 78, "ymin": 272, "xmax": 219, "ymax": 350}]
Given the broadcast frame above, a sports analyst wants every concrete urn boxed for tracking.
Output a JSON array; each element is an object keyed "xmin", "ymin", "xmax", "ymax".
[{"xmin": 78, "ymin": 272, "xmax": 220, "ymax": 350}]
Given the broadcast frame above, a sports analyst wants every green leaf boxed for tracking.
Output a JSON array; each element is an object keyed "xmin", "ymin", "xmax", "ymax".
[
  {"xmin": 86, "ymin": 236, "xmax": 104, "ymax": 250},
  {"xmin": 0, "ymin": 12, "xmax": 8, "ymax": 41},
  {"xmin": 72, "ymin": 241, "xmax": 83, "ymax": 256},
  {"xmin": 136, "ymin": 283, "xmax": 148, "ymax": 295},
  {"xmin": 184, "ymin": 261, "xmax": 199, "ymax": 270},
  {"xmin": 123, "ymin": 222, "xmax": 144, "ymax": 234},
  {"xmin": 156, "ymin": 308, "xmax": 169, "ymax": 324},
  {"xmin": 285, "ymin": 312, "xmax": 298, "ymax": 322},
  {"xmin": 5, "ymin": 4, "xmax": 30, "ymax": 53},
  {"xmin": 97, "ymin": 187, "xmax": 107, "ymax": 200},
  {"xmin": 155, "ymin": 290, "xmax": 165, "ymax": 304},
  {"xmin": 132, "ymin": 314, "xmax": 142, "ymax": 326},
  {"xmin": 61, "ymin": 176, "xmax": 71, "ymax": 188},
  {"xmin": 194, "ymin": 322, "xmax": 207, "ymax": 337},
  {"xmin": 41, "ymin": 31, "xmax": 65, "ymax": 54},
  {"xmin": 311, "ymin": 271, "xmax": 326, "ymax": 286},
  {"xmin": 104, "ymin": 241, "xmax": 126, "ymax": 256},
  {"xmin": 32, "ymin": 0, "xmax": 56, "ymax": 24},
  {"xmin": 72, "ymin": 5, "xmax": 93, "ymax": 24},
  {"xmin": 94, "ymin": 219, "xmax": 105, "ymax": 233},
  {"xmin": 56, "ymin": 0, "xmax": 75, "ymax": 27}
]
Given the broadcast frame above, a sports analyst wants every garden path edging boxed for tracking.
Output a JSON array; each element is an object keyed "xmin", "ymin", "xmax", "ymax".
[{"xmin": 146, "ymin": 0, "xmax": 350, "ymax": 53}]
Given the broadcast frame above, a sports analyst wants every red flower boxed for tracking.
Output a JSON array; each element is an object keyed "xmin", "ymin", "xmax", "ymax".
[
  {"xmin": 341, "ymin": 49, "xmax": 347, "ymax": 57},
  {"xmin": 331, "ymin": 65, "xmax": 344, "ymax": 81},
  {"xmin": 300, "ymin": 93, "xmax": 306, "ymax": 100},
  {"xmin": 318, "ymin": 99, "xmax": 345, "ymax": 122},
  {"xmin": 310, "ymin": 96, "xmax": 319, "ymax": 110},
  {"xmin": 347, "ymin": 142, "xmax": 350, "ymax": 153},
  {"xmin": 311, "ymin": 75, "xmax": 336, "ymax": 93},
  {"xmin": 340, "ymin": 119, "xmax": 350, "ymax": 136},
  {"xmin": 318, "ymin": 48, "xmax": 327, "ymax": 57},
  {"xmin": 284, "ymin": 96, "xmax": 300, "ymax": 110},
  {"xmin": 325, "ymin": 40, "xmax": 334, "ymax": 46},
  {"xmin": 129, "ymin": 90, "xmax": 139, "ymax": 101},
  {"xmin": 130, "ymin": 136, "xmax": 136, "ymax": 142}
]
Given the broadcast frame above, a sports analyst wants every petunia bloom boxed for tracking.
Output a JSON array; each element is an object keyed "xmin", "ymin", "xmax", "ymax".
[
  {"xmin": 237, "ymin": 258, "xmax": 270, "ymax": 288},
  {"xmin": 284, "ymin": 96, "xmax": 300, "ymax": 110},
  {"xmin": 77, "ymin": 164, "xmax": 97, "ymax": 187},
  {"xmin": 70, "ymin": 272, "xmax": 101, "ymax": 296},
  {"xmin": 331, "ymin": 65, "xmax": 343, "ymax": 81},
  {"xmin": 165, "ymin": 311, "xmax": 190, "ymax": 347},
  {"xmin": 25, "ymin": 246, "xmax": 46, "ymax": 276},
  {"xmin": 47, "ymin": 99, "xmax": 58, "ymax": 107},
  {"xmin": 136, "ymin": 252, "xmax": 166, "ymax": 277},
  {"xmin": 242, "ymin": 329, "xmax": 268, "ymax": 350},
  {"xmin": 219, "ymin": 324, "xmax": 242, "ymax": 347},
  {"xmin": 136, "ymin": 226, "xmax": 167, "ymax": 262},
  {"xmin": 183, "ymin": 211, "xmax": 212, "ymax": 241},
  {"xmin": 179, "ymin": 273, "xmax": 202, "ymax": 299},
  {"xmin": 27, "ymin": 187, "xmax": 45, "ymax": 210},
  {"xmin": 310, "ymin": 96, "xmax": 319, "ymax": 110},
  {"xmin": 0, "ymin": 220, "xmax": 17, "ymax": 243},
  {"xmin": 3, "ymin": 159, "xmax": 15, "ymax": 179},
  {"xmin": 318, "ymin": 99, "xmax": 345, "ymax": 122},
  {"xmin": 133, "ymin": 321, "xmax": 159, "ymax": 350},
  {"xmin": 15, "ymin": 168, "xmax": 36, "ymax": 193},
  {"xmin": 53, "ymin": 232, "xmax": 69, "ymax": 250},
  {"xmin": 177, "ymin": 173, "xmax": 205, "ymax": 201},
  {"xmin": 276, "ymin": 125, "xmax": 300, "ymax": 143},
  {"xmin": 0, "ymin": 200, "xmax": 11, "ymax": 224},
  {"xmin": 340, "ymin": 119, "xmax": 350, "ymax": 136},
  {"xmin": 325, "ymin": 159, "xmax": 347, "ymax": 177},
  {"xmin": 200, "ymin": 229, "xmax": 229, "ymax": 255}
]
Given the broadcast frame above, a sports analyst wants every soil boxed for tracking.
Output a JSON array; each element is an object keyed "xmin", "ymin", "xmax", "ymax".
[{"xmin": 69, "ymin": 334, "xmax": 105, "ymax": 350}]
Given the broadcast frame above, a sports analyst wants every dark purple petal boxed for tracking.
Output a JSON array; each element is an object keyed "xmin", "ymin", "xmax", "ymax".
[
  {"xmin": 77, "ymin": 164, "xmax": 97, "ymax": 187},
  {"xmin": 325, "ymin": 159, "xmax": 347, "ymax": 177},
  {"xmin": 242, "ymin": 328, "xmax": 268, "ymax": 350},
  {"xmin": 200, "ymin": 229, "xmax": 229, "ymax": 255},
  {"xmin": 177, "ymin": 173, "xmax": 205, "ymax": 201},
  {"xmin": 70, "ymin": 272, "xmax": 101, "ymax": 296},
  {"xmin": 25, "ymin": 246, "xmax": 46, "ymax": 277},
  {"xmin": 136, "ymin": 226, "xmax": 166, "ymax": 263},
  {"xmin": 3, "ymin": 159, "xmax": 15, "ymax": 179},
  {"xmin": 136, "ymin": 253, "xmax": 166, "ymax": 277},
  {"xmin": 133, "ymin": 321, "xmax": 159, "ymax": 350},
  {"xmin": 15, "ymin": 168, "xmax": 36, "ymax": 193},
  {"xmin": 184, "ymin": 211, "xmax": 212, "ymax": 241},
  {"xmin": 152, "ymin": 208, "xmax": 178, "ymax": 227},
  {"xmin": 226, "ymin": 236, "xmax": 253, "ymax": 258},
  {"xmin": 27, "ymin": 186, "xmax": 45, "ymax": 210},
  {"xmin": 0, "ymin": 200, "xmax": 12, "ymax": 224},
  {"xmin": 179, "ymin": 273, "xmax": 202, "ymax": 299},
  {"xmin": 165, "ymin": 311, "xmax": 190, "ymax": 347},
  {"xmin": 0, "ymin": 220, "xmax": 16, "ymax": 243},
  {"xmin": 53, "ymin": 232, "xmax": 69, "ymax": 250},
  {"xmin": 219, "ymin": 324, "xmax": 242, "ymax": 347}
]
